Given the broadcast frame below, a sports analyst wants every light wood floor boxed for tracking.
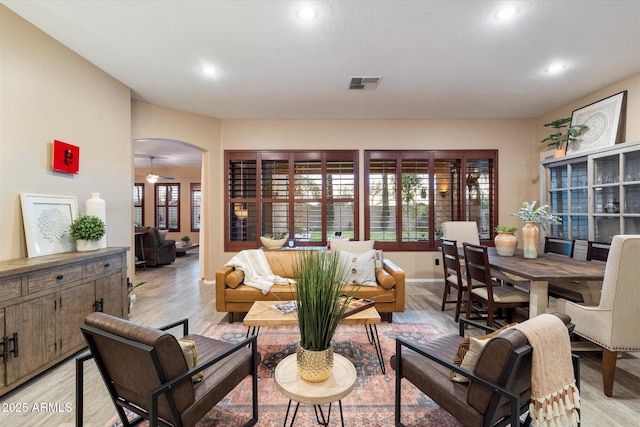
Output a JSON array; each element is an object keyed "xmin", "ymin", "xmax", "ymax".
[{"xmin": 1, "ymin": 251, "xmax": 638, "ymax": 426}]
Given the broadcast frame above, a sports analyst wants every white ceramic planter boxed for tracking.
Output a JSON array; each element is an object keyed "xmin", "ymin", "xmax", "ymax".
[{"xmin": 76, "ymin": 239, "xmax": 100, "ymax": 252}]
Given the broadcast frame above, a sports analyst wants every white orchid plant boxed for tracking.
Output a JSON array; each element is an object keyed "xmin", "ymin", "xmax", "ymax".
[{"xmin": 509, "ymin": 201, "xmax": 561, "ymax": 232}]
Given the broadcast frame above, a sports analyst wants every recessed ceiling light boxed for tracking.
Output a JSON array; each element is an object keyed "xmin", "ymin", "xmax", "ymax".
[
  {"xmin": 202, "ymin": 66, "xmax": 217, "ymax": 76},
  {"xmin": 546, "ymin": 63, "xmax": 566, "ymax": 74},
  {"xmin": 495, "ymin": 6, "xmax": 518, "ymax": 20},
  {"xmin": 297, "ymin": 6, "xmax": 317, "ymax": 20}
]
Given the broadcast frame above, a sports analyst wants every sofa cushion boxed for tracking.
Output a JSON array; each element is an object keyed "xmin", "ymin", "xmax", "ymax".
[
  {"xmin": 225, "ymin": 270, "xmax": 245, "ymax": 288},
  {"xmin": 329, "ymin": 239, "xmax": 375, "ymax": 254},
  {"xmin": 263, "ymin": 250, "xmax": 303, "ymax": 278},
  {"xmin": 339, "ymin": 250, "xmax": 377, "ymax": 286},
  {"xmin": 375, "ymin": 268, "xmax": 395, "ymax": 289}
]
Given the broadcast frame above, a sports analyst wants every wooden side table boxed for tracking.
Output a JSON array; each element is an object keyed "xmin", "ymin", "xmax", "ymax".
[{"xmin": 275, "ymin": 353, "xmax": 356, "ymax": 426}]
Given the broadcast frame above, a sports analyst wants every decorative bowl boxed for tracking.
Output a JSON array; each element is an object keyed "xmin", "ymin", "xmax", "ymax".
[{"xmin": 260, "ymin": 236, "xmax": 288, "ymax": 249}]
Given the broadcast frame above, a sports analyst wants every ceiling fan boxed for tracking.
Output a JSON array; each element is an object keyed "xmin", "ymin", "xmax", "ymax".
[{"xmin": 146, "ymin": 156, "xmax": 175, "ymax": 183}]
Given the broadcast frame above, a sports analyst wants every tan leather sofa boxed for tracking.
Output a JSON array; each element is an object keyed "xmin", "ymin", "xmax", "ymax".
[{"xmin": 216, "ymin": 250, "xmax": 405, "ymax": 323}]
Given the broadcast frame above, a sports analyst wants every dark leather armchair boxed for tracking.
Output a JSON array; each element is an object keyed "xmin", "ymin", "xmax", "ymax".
[
  {"xmin": 391, "ymin": 313, "xmax": 579, "ymax": 427},
  {"xmin": 76, "ymin": 312, "xmax": 259, "ymax": 427},
  {"xmin": 135, "ymin": 226, "xmax": 177, "ymax": 266}
]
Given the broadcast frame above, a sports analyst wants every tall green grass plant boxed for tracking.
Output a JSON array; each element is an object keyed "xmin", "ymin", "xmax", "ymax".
[{"xmin": 293, "ymin": 251, "xmax": 355, "ymax": 351}]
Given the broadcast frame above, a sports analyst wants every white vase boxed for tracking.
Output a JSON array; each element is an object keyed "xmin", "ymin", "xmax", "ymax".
[
  {"xmin": 76, "ymin": 239, "xmax": 99, "ymax": 252},
  {"xmin": 86, "ymin": 192, "xmax": 106, "ymax": 249},
  {"xmin": 522, "ymin": 221, "xmax": 540, "ymax": 259}
]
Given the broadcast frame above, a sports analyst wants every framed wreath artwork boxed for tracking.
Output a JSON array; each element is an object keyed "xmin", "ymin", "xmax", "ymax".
[
  {"xmin": 20, "ymin": 193, "xmax": 78, "ymax": 257},
  {"xmin": 567, "ymin": 91, "xmax": 627, "ymax": 155}
]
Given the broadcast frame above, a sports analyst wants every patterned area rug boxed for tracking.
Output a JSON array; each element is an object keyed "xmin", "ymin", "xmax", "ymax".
[{"xmin": 108, "ymin": 322, "xmax": 462, "ymax": 426}]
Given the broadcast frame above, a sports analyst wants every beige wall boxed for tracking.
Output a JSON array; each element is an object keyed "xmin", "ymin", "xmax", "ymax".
[{"xmin": 0, "ymin": 6, "xmax": 132, "ymax": 265}]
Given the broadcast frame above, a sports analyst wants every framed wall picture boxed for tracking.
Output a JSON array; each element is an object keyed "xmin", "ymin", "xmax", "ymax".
[
  {"xmin": 567, "ymin": 91, "xmax": 627, "ymax": 155},
  {"xmin": 20, "ymin": 193, "xmax": 78, "ymax": 257}
]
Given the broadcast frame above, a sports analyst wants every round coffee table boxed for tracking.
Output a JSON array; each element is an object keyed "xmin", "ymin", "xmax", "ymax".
[{"xmin": 274, "ymin": 353, "xmax": 356, "ymax": 426}]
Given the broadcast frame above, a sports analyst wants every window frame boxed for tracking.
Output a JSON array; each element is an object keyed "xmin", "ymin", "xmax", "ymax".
[
  {"xmin": 225, "ymin": 150, "xmax": 359, "ymax": 251},
  {"xmin": 190, "ymin": 183, "xmax": 201, "ymax": 232},
  {"xmin": 133, "ymin": 182, "xmax": 144, "ymax": 227},
  {"xmin": 154, "ymin": 183, "xmax": 181, "ymax": 232},
  {"xmin": 365, "ymin": 150, "xmax": 498, "ymax": 251}
]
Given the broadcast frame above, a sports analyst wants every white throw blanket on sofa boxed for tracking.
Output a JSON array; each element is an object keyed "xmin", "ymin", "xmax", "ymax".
[{"xmin": 224, "ymin": 249, "xmax": 295, "ymax": 295}]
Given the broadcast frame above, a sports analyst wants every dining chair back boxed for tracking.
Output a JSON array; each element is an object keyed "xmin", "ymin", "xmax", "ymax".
[
  {"xmin": 544, "ymin": 237, "xmax": 575, "ymax": 257},
  {"xmin": 557, "ymin": 234, "xmax": 640, "ymax": 396},
  {"xmin": 586, "ymin": 241, "xmax": 611, "ymax": 262},
  {"xmin": 463, "ymin": 243, "xmax": 529, "ymax": 326},
  {"xmin": 442, "ymin": 221, "xmax": 480, "ymax": 247},
  {"xmin": 440, "ymin": 237, "xmax": 465, "ymax": 321}
]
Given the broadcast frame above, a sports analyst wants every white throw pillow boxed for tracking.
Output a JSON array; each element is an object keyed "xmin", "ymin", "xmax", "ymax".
[
  {"xmin": 338, "ymin": 249, "xmax": 377, "ymax": 286},
  {"xmin": 329, "ymin": 238, "xmax": 375, "ymax": 255}
]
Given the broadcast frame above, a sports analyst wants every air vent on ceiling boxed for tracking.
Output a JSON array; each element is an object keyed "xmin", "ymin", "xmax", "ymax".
[{"xmin": 349, "ymin": 76, "xmax": 381, "ymax": 90}]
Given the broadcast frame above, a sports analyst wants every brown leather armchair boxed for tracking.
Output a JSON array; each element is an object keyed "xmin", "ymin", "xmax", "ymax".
[
  {"xmin": 391, "ymin": 313, "xmax": 579, "ymax": 427},
  {"xmin": 135, "ymin": 226, "xmax": 177, "ymax": 266},
  {"xmin": 76, "ymin": 312, "xmax": 259, "ymax": 427}
]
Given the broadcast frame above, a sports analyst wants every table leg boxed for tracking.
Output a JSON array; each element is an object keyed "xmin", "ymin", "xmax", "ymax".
[
  {"xmin": 366, "ymin": 324, "xmax": 386, "ymax": 374},
  {"xmin": 283, "ymin": 400, "xmax": 300, "ymax": 427},
  {"xmin": 583, "ymin": 280, "xmax": 602, "ymax": 305},
  {"xmin": 529, "ymin": 280, "xmax": 548, "ymax": 317},
  {"xmin": 245, "ymin": 326, "xmax": 260, "ymax": 339}
]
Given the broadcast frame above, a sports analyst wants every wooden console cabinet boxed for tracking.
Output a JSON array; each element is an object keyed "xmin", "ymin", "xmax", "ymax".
[{"xmin": 0, "ymin": 247, "xmax": 128, "ymax": 396}]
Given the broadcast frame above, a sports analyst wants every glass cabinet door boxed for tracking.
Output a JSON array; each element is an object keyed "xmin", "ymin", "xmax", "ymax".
[{"xmin": 547, "ymin": 161, "xmax": 588, "ymax": 239}]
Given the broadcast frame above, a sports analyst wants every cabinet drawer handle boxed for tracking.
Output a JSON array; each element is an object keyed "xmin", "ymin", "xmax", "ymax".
[
  {"xmin": 56, "ymin": 275, "xmax": 64, "ymax": 280},
  {"xmin": 104, "ymin": 262, "xmax": 110, "ymax": 268}
]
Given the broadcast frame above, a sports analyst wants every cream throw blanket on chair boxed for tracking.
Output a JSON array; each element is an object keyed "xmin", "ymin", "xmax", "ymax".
[{"xmin": 514, "ymin": 314, "xmax": 580, "ymax": 427}]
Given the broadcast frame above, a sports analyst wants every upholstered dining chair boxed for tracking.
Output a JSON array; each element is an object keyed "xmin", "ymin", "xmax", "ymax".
[
  {"xmin": 441, "ymin": 221, "xmax": 480, "ymax": 247},
  {"xmin": 463, "ymin": 242, "xmax": 530, "ymax": 326},
  {"xmin": 76, "ymin": 312, "xmax": 259, "ymax": 427},
  {"xmin": 556, "ymin": 234, "xmax": 640, "ymax": 397}
]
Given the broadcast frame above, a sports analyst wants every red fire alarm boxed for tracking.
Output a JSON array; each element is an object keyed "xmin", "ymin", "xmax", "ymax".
[{"xmin": 52, "ymin": 140, "xmax": 80, "ymax": 174}]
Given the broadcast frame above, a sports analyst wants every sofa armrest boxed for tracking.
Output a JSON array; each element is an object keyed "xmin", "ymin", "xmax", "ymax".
[
  {"xmin": 215, "ymin": 266, "xmax": 235, "ymax": 312},
  {"xmin": 383, "ymin": 259, "xmax": 405, "ymax": 312}
]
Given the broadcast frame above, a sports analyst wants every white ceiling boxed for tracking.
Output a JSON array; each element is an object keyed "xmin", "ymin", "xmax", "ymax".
[{"xmin": 4, "ymin": 0, "xmax": 640, "ymax": 166}]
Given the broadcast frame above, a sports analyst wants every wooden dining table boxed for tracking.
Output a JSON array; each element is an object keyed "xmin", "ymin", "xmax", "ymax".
[{"xmin": 464, "ymin": 247, "xmax": 607, "ymax": 317}]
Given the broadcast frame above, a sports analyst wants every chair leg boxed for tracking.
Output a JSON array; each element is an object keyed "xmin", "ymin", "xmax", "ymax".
[
  {"xmin": 602, "ymin": 348, "xmax": 618, "ymax": 397},
  {"xmin": 454, "ymin": 286, "xmax": 462, "ymax": 322},
  {"xmin": 441, "ymin": 280, "xmax": 451, "ymax": 311}
]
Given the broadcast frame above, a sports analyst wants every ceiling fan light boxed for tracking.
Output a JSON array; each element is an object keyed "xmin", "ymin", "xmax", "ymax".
[{"xmin": 146, "ymin": 174, "xmax": 158, "ymax": 184}]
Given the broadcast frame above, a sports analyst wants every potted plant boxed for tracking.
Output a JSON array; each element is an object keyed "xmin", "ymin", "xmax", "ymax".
[
  {"xmin": 126, "ymin": 279, "xmax": 146, "ymax": 312},
  {"xmin": 510, "ymin": 201, "xmax": 561, "ymax": 258},
  {"xmin": 69, "ymin": 215, "xmax": 106, "ymax": 252},
  {"xmin": 180, "ymin": 235, "xmax": 191, "ymax": 247},
  {"xmin": 292, "ymin": 250, "xmax": 353, "ymax": 382},
  {"xmin": 494, "ymin": 225, "xmax": 518, "ymax": 256},
  {"xmin": 260, "ymin": 232, "xmax": 288, "ymax": 249},
  {"xmin": 540, "ymin": 117, "xmax": 588, "ymax": 157}
]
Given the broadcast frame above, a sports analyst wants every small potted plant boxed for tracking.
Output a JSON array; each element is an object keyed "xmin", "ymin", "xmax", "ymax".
[
  {"xmin": 180, "ymin": 235, "xmax": 191, "ymax": 247},
  {"xmin": 540, "ymin": 117, "xmax": 588, "ymax": 158},
  {"xmin": 494, "ymin": 225, "xmax": 518, "ymax": 256},
  {"xmin": 510, "ymin": 201, "xmax": 561, "ymax": 258},
  {"xmin": 260, "ymin": 232, "xmax": 288, "ymax": 249},
  {"xmin": 69, "ymin": 215, "xmax": 106, "ymax": 252}
]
